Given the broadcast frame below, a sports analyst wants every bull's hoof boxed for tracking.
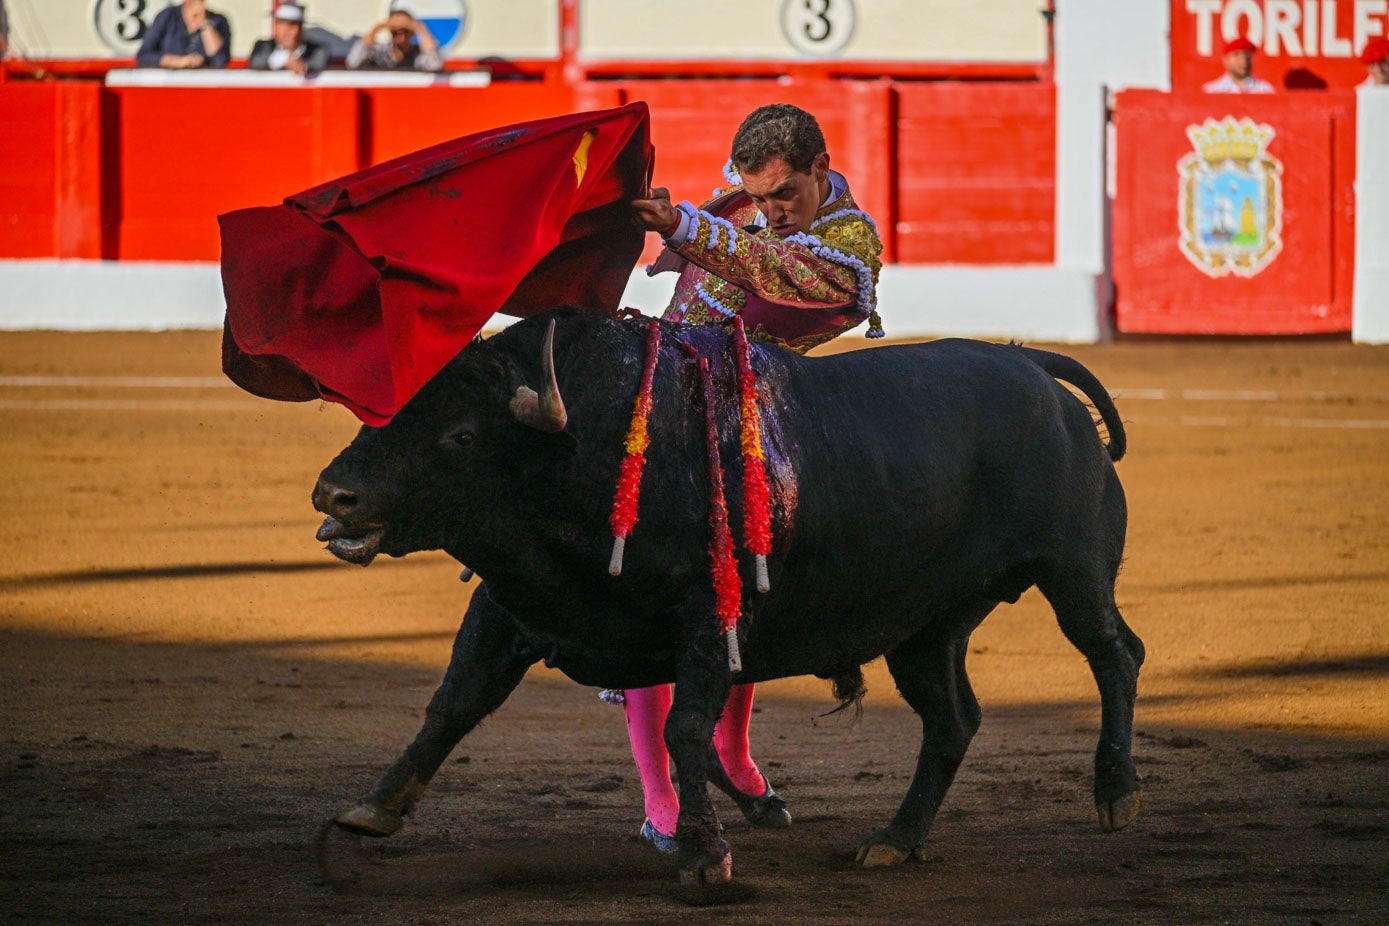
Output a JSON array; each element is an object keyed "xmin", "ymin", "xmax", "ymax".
[
  {"xmin": 335, "ymin": 801, "xmax": 404, "ymax": 838},
  {"xmin": 855, "ymin": 842, "xmax": 913, "ymax": 868},
  {"xmin": 1097, "ymin": 788, "xmax": 1142, "ymax": 832},
  {"xmin": 671, "ymin": 852, "xmax": 754, "ymax": 906},
  {"xmin": 679, "ymin": 851, "xmax": 733, "ymax": 886},
  {"xmin": 854, "ymin": 827, "xmax": 925, "ymax": 868}
]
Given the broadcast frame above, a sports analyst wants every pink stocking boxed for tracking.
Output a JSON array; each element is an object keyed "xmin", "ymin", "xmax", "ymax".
[
  {"xmin": 622, "ymin": 684, "xmax": 679, "ymax": 835},
  {"xmin": 713, "ymin": 682, "xmax": 766, "ymax": 795}
]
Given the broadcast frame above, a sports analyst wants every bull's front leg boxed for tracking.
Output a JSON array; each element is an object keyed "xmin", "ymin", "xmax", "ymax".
[
  {"xmin": 335, "ymin": 584, "xmax": 539, "ymax": 837},
  {"xmin": 666, "ymin": 627, "xmax": 735, "ymax": 889}
]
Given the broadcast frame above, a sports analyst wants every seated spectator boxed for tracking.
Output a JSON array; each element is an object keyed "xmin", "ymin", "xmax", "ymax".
[
  {"xmin": 135, "ymin": 0, "xmax": 231, "ymax": 69},
  {"xmin": 1363, "ymin": 37, "xmax": 1389, "ymax": 87},
  {"xmin": 249, "ymin": 4, "xmax": 329, "ymax": 76},
  {"xmin": 345, "ymin": 8, "xmax": 442, "ymax": 72},
  {"xmin": 1203, "ymin": 37, "xmax": 1275, "ymax": 94}
]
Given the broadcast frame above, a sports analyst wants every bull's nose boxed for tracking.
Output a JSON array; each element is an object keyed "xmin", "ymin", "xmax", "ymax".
[{"xmin": 313, "ymin": 478, "xmax": 359, "ymax": 519}]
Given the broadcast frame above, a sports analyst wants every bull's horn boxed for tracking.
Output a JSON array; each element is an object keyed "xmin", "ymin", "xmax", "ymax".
[{"xmin": 509, "ymin": 319, "xmax": 568, "ymax": 432}]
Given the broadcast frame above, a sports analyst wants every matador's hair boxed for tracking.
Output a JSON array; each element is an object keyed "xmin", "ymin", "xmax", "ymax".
[{"xmin": 729, "ymin": 104, "xmax": 827, "ymax": 175}]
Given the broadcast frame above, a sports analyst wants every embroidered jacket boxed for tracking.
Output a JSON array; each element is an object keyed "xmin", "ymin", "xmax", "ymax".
[{"xmin": 649, "ymin": 181, "xmax": 884, "ymax": 353}]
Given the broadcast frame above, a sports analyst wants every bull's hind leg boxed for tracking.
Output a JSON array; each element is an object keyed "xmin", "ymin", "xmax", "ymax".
[
  {"xmin": 335, "ymin": 587, "xmax": 538, "ymax": 837},
  {"xmin": 856, "ymin": 606, "xmax": 992, "ymax": 867},
  {"xmin": 1036, "ymin": 567, "xmax": 1145, "ymax": 832}
]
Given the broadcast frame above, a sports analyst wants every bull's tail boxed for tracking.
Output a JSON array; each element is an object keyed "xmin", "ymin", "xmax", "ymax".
[{"xmin": 1015, "ymin": 346, "xmax": 1126, "ymax": 462}]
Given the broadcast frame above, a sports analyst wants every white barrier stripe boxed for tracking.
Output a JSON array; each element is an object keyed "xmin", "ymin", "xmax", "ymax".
[
  {"xmin": 0, "ymin": 399, "xmax": 268, "ymax": 411},
  {"xmin": 1260, "ymin": 417, "xmax": 1389, "ymax": 430},
  {"xmin": 0, "ymin": 376, "xmax": 233, "ymax": 388},
  {"xmin": 1159, "ymin": 415, "xmax": 1389, "ymax": 431},
  {"xmin": 1114, "ymin": 388, "xmax": 1389, "ymax": 403}
]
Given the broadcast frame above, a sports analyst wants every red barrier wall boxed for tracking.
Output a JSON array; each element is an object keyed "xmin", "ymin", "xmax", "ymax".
[
  {"xmin": 1, "ymin": 82, "xmax": 104, "ymax": 259},
  {"xmin": 894, "ymin": 82, "xmax": 1056, "ymax": 264},
  {"xmin": 1111, "ymin": 90, "xmax": 1356, "ymax": 334},
  {"xmin": 0, "ymin": 79, "xmax": 1056, "ymax": 267}
]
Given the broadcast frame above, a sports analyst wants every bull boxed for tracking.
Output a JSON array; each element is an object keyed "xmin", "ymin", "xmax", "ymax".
[{"xmin": 311, "ymin": 307, "xmax": 1143, "ymax": 894}]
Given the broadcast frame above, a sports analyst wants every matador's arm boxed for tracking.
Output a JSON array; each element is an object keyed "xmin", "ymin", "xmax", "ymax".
[{"xmin": 667, "ymin": 201, "xmax": 868, "ymax": 310}]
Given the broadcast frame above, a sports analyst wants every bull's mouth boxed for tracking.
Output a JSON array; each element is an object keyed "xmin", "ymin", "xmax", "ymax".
[{"xmin": 316, "ymin": 516, "xmax": 385, "ymax": 566}]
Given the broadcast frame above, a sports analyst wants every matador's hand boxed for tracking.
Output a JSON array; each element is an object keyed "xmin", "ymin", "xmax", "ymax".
[{"xmin": 631, "ymin": 187, "xmax": 680, "ymax": 238}]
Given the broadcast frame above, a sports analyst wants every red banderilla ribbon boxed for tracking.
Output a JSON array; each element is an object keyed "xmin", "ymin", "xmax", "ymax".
[
  {"xmin": 732, "ymin": 316, "xmax": 772, "ymax": 593},
  {"xmin": 608, "ymin": 321, "xmax": 663, "ymax": 575},
  {"xmin": 698, "ymin": 355, "xmax": 743, "ymax": 672}
]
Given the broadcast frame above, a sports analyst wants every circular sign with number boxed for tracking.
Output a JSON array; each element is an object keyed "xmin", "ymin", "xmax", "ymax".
[
  {"xmin": 780, "ymin": 0, "xmax": 855, "ymax": 56},
  {"xmin": 92, "ymin": 0, "xmax": 163, "ymax": 54}
]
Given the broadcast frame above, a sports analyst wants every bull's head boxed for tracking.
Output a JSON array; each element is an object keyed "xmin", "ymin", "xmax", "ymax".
[{"xmin": 312, "ymin": 318, "xmax": 573, "ymax": 568}]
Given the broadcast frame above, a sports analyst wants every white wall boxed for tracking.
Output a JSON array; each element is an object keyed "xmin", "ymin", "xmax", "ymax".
[
  {"xmin": 0, "ymin": 261, "xmax": 227, "ymax": 330},
  {"xmin": 0, "ymin": 262, "xmax": 1106, "ymax": 343},
  {"xmin": 1352, "ymin": 87, "xmax": 1389, "ymax": 344},
  {"xmin": 1053, "ymin": 0, "xmax": 1170, "ymax": 343}
]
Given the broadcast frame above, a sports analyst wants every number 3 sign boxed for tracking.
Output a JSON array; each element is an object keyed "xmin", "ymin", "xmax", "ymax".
[
  {"xmin": 93, "ymin": 0, "xmax": 158, "ymax": 54},
  {"xmin": 780, "ymin": 0, "xmax": 856, "ymax": 55}
]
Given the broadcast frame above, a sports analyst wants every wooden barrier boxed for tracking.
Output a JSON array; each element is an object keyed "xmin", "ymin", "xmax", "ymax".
[
  {"xmin": 1112, "ymin": 90, "xmax": 1356, "ymax": 334},
  {"xmin": 894, "ymin": 82, "xmax": 1056, "ymax": 264},
  {"xmin": 0, "ymin": 78, "xmax": 1058, "ymax": 268}
]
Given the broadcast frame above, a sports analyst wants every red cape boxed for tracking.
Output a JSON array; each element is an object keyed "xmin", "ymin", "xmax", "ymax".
[{"xmin": 219, "ymin": 103, "xmax": 653, "ymax": 425}]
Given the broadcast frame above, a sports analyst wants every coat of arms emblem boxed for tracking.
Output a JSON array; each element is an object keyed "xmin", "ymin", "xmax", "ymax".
[{"xmin": 1177, "ymin": 117, "xmax": 1284, "ymax": 278}]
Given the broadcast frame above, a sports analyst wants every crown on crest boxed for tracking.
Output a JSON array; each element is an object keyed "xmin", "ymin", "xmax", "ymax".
[{"xmin": 1186, "ymin": 117, "xmax": 1274, "ymax": 162}]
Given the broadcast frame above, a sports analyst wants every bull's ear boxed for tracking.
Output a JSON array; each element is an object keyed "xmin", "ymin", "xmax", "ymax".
[{"xmin": 509, "ymin": 385, "xmax": 567, "ymax": 432}]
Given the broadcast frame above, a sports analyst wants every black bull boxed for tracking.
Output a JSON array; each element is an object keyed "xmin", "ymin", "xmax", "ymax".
[{"xmin": 311, "ymin": 307, "xmax": 1144, "ymax": 889}]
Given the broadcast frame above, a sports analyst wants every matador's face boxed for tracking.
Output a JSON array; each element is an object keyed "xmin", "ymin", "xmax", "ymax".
[{"xmin": 740, "ymin": 152, "xmax": 832, "ymax": 238}]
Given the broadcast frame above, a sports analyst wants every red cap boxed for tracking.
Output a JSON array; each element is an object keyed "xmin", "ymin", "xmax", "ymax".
[
  {"xmin": 1362, "ymin": 37, "xmax": 1389, "ymax": 65},
  {"xmin": 1223, "ymin": 37, "xmax": 1257, "ymax": 54}
]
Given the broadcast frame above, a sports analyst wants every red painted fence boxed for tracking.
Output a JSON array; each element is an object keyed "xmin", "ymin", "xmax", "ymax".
[
  {"xmin": 1111, "ymin": 90, "xmax": 1356, "ymax": 334},
  {"xmin": 0, "ymin": 79, "xmax": 1057, "ymax": 267}
]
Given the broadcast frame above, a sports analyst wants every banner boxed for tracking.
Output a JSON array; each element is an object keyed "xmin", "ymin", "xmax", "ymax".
[
  {"xmin": 1111, "ymin": 91, "xmax": 1356, "ymax": 334},
  {"xmin": 1173, "ymin": 0, "xmax": 1388, "ymax": 90}
]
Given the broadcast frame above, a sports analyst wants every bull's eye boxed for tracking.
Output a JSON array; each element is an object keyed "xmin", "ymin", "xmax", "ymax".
[{"xmin": 450, "ymin": 430, "xmax": 475, "ymax": 448}]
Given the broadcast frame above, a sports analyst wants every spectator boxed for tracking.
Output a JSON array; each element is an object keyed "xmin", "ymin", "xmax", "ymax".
[
  {"xmin": 135, "ymin": 0, "xmax": 231, "ymax": 69},
  {"xmin": 0, "ymin": 0, "xmax": 9, "ymax": 60},
  {"xmin": 1362, "ymin": 37, "xmax": 1389, "ymax": 87},
  {"xmin": 345, "ymin": 7, "xmax": 442, "ymax": 72},
  {"xmin": 1203, "ymin": 37, "xmax": 1275, "ymax": 93},
  {"xmin": 249, "ymin": 4, "xmax": 329, "ymax": 76}
]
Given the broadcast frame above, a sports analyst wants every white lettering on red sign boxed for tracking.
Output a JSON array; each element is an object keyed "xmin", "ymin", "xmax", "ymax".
[{"xmin": 1185, "ymin": 0, "xmax": 1386, "ymax": 56}]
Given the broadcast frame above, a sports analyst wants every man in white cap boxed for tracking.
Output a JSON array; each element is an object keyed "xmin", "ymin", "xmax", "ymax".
[
  {"xmin": 249, "ymin": 3, "xmax": 329, "ymax": 76},
  {"xmin": 1203, "ymin": 36, "xmax": 1276, "ymax": 93}
]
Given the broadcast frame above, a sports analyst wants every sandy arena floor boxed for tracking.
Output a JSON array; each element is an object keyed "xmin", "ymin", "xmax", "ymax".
[{"xmin": 1, "ymin": 329, "xmax": 1386, "ymax": 924}]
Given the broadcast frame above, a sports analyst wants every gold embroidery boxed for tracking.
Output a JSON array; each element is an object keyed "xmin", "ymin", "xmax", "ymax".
[{"xmin": 661, "ymin": 184, "xmax": 884, "ymax": 348}]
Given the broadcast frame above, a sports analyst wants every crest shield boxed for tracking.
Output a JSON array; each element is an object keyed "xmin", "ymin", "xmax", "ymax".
[{"xmin": 1177, "ymin": 117, "xmax": 1284, "ymax": 279}]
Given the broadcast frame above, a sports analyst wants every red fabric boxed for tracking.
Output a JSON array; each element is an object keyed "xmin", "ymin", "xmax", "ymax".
[
  {"xmin": 220, "ymin": 103, "xmax": 653, "ymax": 425},
  {"xmin": 1222, "ymin": 37, "xmax": 1256, "ymax": 54}
]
